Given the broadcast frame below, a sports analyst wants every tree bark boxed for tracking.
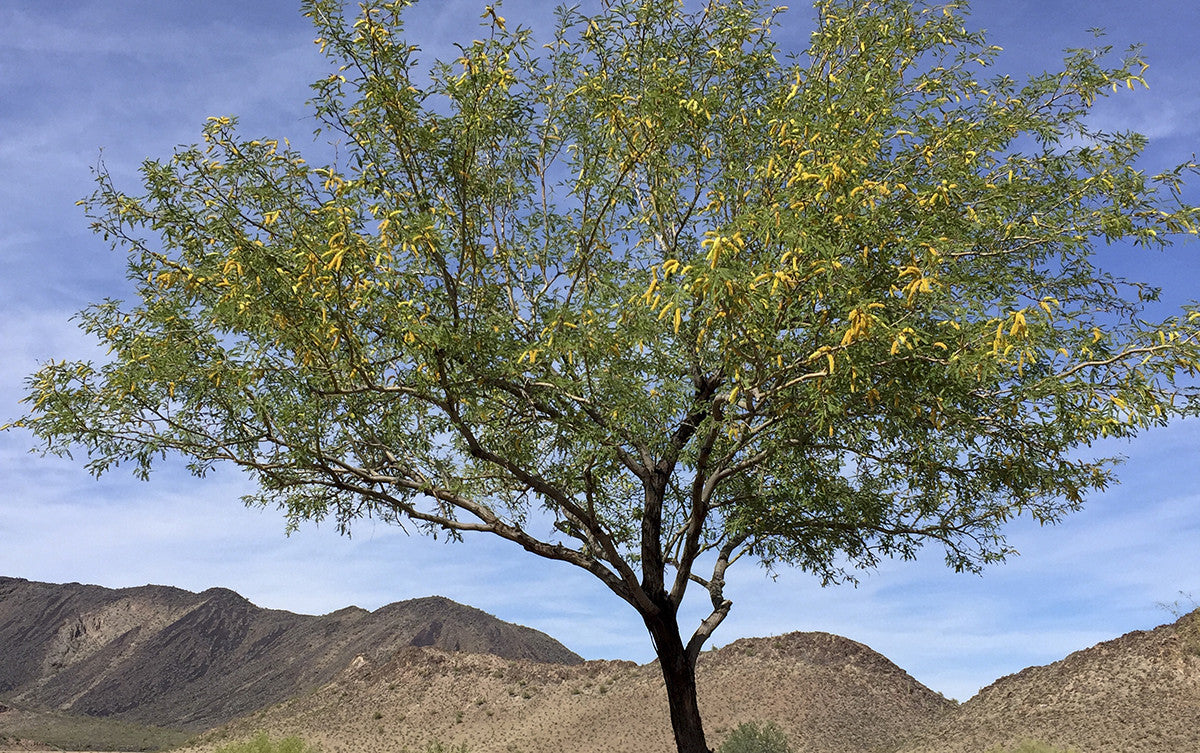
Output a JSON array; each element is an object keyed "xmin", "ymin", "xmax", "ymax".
[{"xmin": 644, "ymin": 605, "xmax": 711, "ymax": 753}]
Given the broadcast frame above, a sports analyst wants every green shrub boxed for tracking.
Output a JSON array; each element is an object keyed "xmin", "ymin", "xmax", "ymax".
[
  {"xmin": 718, "ymin": 721, "xmax": 792, "ymax": 753},
  {"xmin": 987, "ymin": 741, "xmax": 1079, "ymax": 753},
  {"xmin": 215, "ymin": 731, "xmax": 321, "ymax": 753}
]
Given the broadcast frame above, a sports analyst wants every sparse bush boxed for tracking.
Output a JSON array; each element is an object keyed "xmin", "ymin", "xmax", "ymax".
[
  {"xmin": 1158, "ymin": 591, "xmax": 1200, "ymax": 656},
  {"xmin": 422, "ymin": 740, "xmax": 469, "ymax": 753},
  {"xmin": 718, "ymin": 721, "xmax": 792, "ymax": 753},
  {"xmin": 214, "ymin": 731, "xmax": 321, "ymax": 753},
  {"xmin": 1157, "ymin": 591, "xmax": 1198, "ymax": 619}
]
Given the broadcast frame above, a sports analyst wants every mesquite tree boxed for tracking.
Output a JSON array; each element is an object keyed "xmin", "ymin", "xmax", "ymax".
[{"xmin": 12, "ymin": 1, "xmax": 1200, "ymax": 751}]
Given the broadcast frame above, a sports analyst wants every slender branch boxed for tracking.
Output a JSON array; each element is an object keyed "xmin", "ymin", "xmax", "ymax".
[
  {"xmin": 432, "ymin": 349, "xmax": 648, "ymax": 604},
  {"xmin": 684, "ymin": 533, "xmax": 747, "ymax": 663}
]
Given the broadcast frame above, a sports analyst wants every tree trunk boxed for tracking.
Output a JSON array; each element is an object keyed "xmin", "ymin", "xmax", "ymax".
[{"xmin": 644, "ymin": 607, "xmax": 711, "ymax": 753}]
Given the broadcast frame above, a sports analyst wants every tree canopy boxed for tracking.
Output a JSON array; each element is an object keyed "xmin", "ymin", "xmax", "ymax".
[{"xmin": 11, "ymin": 1, "xmax": 1200, "ymax": 751}]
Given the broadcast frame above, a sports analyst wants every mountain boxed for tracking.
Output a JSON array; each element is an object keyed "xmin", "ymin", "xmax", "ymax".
[
  {"xmin": 898, "ymin": 609, "xmax": 1200, "ymax": 753},
  {"xmin": 0, "ymin": 576, "xmax": 581, "ymax": 731},
  {"xmin": 7, "ymin": 575, "xmax": 1199, "ymax": 753},
  {"xmin": 182, "ymin": 632, "xmax": 954, "ymax": 753}
]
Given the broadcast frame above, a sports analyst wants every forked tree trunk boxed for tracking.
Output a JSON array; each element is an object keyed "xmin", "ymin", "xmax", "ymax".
[{"xmin": 644, "ymin": 606, "xmax": 711, "ymax": 753}]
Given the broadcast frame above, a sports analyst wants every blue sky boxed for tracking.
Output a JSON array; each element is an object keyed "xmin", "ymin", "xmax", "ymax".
[{"xmin": 2, "ymin": 1, "xmax": 1199, "ymax": 704}]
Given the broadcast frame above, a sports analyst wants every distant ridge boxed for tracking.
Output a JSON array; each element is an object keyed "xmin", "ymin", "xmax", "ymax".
[
  {"xmin": 0, "ymin": 576, "xmax": 581, "ymax": 731},
  {"xmin": 898, "ymin": 609, "xmax": 1200, "ymax": 753}
]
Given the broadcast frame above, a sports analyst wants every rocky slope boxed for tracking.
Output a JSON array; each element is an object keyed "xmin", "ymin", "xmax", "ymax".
[
  {"xmin": 0, "ymin": 576, "xmax": 580, "ymax": 731},
  {"xmin": 184, "ymin": 631, "xmax": 954, "ymax": 753},
  {"xmin": 898, "ymin": 610, "xmax": 1200, "ymax": 753},
  {"xmin": 7, "ymin": 575, "xmax": 1199, "ymax": 753}
]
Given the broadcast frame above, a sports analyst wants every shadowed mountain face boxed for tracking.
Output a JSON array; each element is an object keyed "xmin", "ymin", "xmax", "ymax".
[{"xmin": 0, "ymin": 576, "xmax": 581, "ymax": 731}]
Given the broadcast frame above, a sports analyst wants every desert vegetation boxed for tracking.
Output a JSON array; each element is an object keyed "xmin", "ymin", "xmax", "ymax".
[
  {"xmin": 207, "ymin": 723, "xmax": 796, "ymax": 753},
  {"xmin": 192, "ymin": 726, "xmax": 1082, "ymax": 753},
  {"xmin": 987, "ymin": 743, "xmax": 1079, "ymax": 753},
  {"xmin": 716, "ymin": 721, "xmax": 793, "ymax": 753},
  {"xmin": 214, "ymin": 733, "xmax": 322, "ymax": 753},
  {"xmin": 0, "ymin": 707, "xmax": 189, "ymax": 752}
]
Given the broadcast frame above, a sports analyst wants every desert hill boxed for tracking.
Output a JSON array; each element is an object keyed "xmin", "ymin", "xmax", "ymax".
[
  {"xmin": 6, "ymin": 576, "xmax": 1200, "ymax": 753},
  {"xmin": 183, "ymin": 631, "xmax": 954, "ymax": 753},
  {"xmin": 898, "ymin": 609, "xmax": 1200, "ymax": 753},
  {"xmin": 0, "ymin": 576, "xmax": 579, "ymax": 731},
  {"xmin": 168, "ymin": 609, "xmax": 1200, "ymax": 753}
]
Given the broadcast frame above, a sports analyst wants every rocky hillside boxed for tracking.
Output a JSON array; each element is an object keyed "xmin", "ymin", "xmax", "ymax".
[
  {"xmin": 7, "ymin": 575, "xmax": 1199, "ymax": 753},
  {"xmin": 898, "ymin": 610, "xmax": 1200, "ymax": 753},
  {"xmin": 0, "ymin": 576, "xmax": 580, "ymax": 731},
  {"xmin": 184, "ymin": 631, "xmax": 954, "ymax": 753}
]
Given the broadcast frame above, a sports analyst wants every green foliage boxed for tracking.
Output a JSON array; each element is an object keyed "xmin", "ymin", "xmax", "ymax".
[
  {"xmin": 417, "ymin": 740, "xmax": 469, "ymax": 753},
  {"xmin": 214, "ymin": 731, "xmax": 321, "ymax": 753},
  {"xmin": 718, "ymin": 721, "xmax": 793, "ymax": 753},
  {"xmin": 987, "ymin": 741, "xmax": 1079, "ymax": 753},
  {"xmin": 13, "ymin": 0, "xmax": 1199, "ymax": 600},
  {"xmin": 0, "ymin": 708, "xmax": 189, "ymax": 752}
]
